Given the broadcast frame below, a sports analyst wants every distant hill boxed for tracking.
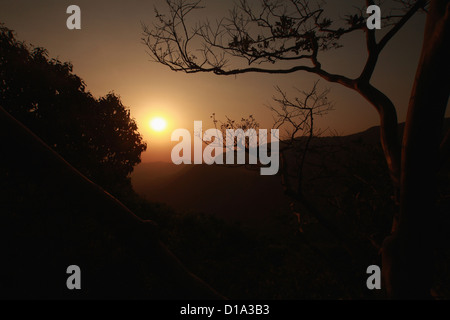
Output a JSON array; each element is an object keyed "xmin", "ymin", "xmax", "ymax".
[
  {"xmin": 131, "ymin": 119, "xmax": 450, "ymax": 232},
  {"xmin": 132, "ymin": 162, "xmax": 291, "ymax": 232}
]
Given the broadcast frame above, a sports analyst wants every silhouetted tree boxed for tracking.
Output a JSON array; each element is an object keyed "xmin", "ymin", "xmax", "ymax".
[
  {"xmin": 269, "ymin": 80, "xmax": 334, "ymax": 197},
  {"xmin": 142, "ymin": 0, "xmax": 449, "ymax": 298},
  {"xmin": 209, "ymin": 80, "xmax": 333, "ymax": 196},
  {"xmin": 0, "ymin": 24, "xmax": 147, "ymax": 193}
]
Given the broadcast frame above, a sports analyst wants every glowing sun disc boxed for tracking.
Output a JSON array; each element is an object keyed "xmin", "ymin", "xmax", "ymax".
[{"xmin": 150, "ymin": 117, "xmax": 167, "ymax": 132}]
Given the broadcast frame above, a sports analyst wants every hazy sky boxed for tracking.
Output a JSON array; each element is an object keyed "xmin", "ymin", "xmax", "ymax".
[{"xmin": 0, "ymin": 0, "xmax": 440, "ymax": 162}]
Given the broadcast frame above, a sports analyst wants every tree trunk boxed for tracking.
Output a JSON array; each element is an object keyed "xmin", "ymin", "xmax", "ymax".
[{"xmin": 382, "ymin": 0, "xmax": 450, "ymax": 299}]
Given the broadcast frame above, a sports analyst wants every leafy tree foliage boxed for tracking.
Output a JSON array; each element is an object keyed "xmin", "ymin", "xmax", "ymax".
[{"xmin": 0, "ymin": 24, "xmax": 147, "ymax": 192}]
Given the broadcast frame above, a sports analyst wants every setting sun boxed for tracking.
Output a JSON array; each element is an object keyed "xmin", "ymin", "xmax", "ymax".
[{"xmin": 150, "ymin": 117, "xmax": 167, "ymax": 132}]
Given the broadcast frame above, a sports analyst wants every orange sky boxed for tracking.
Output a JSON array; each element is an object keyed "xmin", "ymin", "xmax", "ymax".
[{"xmin": 1, "ymin": 0, "xmax": 444, "ymax": 162}]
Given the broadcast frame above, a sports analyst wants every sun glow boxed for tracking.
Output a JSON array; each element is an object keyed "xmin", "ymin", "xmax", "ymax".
[{"xmin": 150, "ymin": 117, "xmax": 167, "ymax": 132}]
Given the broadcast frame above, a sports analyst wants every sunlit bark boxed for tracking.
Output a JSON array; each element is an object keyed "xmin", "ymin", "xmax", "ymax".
[{"xmin": 382, "ymin": 0, "xmax": 450, "ymax": 299}]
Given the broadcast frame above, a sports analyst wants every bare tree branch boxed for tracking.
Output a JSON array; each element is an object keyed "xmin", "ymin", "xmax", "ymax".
[{"xmin": 142, "ymin": 1, "xmax": 427, "ymax": 191}]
